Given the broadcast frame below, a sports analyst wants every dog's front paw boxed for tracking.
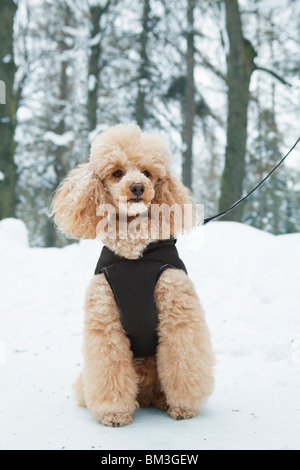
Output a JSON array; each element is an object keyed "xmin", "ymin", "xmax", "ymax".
[
  {"xmin": 100, "ymin": 412, "xmax": 134, "ymax": 427},
  {"xmin": 168, "ymin": 407, "xmax": 198, "ymax": 421}
]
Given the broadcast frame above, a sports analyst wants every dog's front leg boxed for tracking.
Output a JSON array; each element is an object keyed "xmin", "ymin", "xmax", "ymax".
[
  {"xmin": 79, "ymin": 274, "xmax": 139, "ymax": 427},
  {"xmin": 155, "ymin": 269, "xmax": 215, "ymax": 420}
]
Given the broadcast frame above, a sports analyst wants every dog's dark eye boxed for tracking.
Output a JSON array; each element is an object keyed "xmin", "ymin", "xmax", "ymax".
[
  {"xmin": 113, "ymin": 170, "xmax": 123, "ymax": 178},
  {"xmin": 143, "ymin": 171, "xmax": 150, "ymax": 178}
]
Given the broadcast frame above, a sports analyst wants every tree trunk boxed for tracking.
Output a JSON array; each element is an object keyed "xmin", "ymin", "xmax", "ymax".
[
  {"xmin": 46, "ymin": 6, "xmax": 71, "ymax": 247},
  {"xmin": 87, "ymin": 5, "xmax": 103, "ymax": 133},
  {"xmin": 181, "ymin": 0, "xmax": 196, "ymax": 191},
  {"xmin": 87, "ymin": 1, "xmax": 114, "ymax": 133},
  {"xmin": 218, "ymin": 0, "xmax": 256, "ymax": 221},
  {"xmin": 135, "ymin": 0, "xmax": 151, "ymax": 129},
  {"xmin": 0, "ymin": 0, "xmax": 17, "ymax": 219}
]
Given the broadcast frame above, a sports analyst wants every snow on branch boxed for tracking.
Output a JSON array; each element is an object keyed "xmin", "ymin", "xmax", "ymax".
[{"xmin": 44, "ymin": 131, "xmax": 74, "ymax": 147}]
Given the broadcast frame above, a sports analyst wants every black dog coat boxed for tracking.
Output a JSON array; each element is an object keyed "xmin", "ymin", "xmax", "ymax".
[{"xmin": 94, "ymin": 239, "xmax": 187, "ymax": 358}]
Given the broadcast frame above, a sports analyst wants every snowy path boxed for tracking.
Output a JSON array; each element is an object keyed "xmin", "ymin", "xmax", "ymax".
[{"xmin": 0, "ymin": 219, "xmax": 299, "ymax": 450}]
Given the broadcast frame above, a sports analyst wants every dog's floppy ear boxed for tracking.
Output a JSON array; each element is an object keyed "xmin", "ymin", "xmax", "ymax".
[
  {"xmin": 51, "ymin": 162, "xmax": 105, "ymax": 240},
  {"xmin": 154, "ymin": 171, "xmax": 193, "ymax": 208},
  {"xmin": 153, "ymin": 171, "xmax": 195, "ymax": 236}
]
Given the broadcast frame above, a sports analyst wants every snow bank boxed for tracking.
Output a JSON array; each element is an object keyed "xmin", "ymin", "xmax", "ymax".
[
  {"xmin": 0, "ymin": 218, "xmax": 299, "ymax": 450},
  {"xmin": 0, "ymin": 218, "xmax": 29, "ymax": 248}
]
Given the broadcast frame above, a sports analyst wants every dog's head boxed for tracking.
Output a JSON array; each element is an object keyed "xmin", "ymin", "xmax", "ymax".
[{"xmin": 51, "ymin": 123, "xmax": 193, "ymax": 240}]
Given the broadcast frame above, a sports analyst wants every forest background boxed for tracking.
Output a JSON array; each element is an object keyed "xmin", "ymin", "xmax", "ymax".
[{"xmin": 0, "ymin": 0, "xmax": 299, "ymax": 247}]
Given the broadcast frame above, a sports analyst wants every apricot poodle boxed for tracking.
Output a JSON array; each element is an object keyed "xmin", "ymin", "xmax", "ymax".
[{"xmin": 51, "ymin": 123, "xmax": 215, "ymax": 427}]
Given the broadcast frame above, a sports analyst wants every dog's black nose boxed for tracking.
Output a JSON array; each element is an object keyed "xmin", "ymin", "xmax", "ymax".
[{"xmin": 130, "ymin": 183, "xmax": 145, "ymax": 197}]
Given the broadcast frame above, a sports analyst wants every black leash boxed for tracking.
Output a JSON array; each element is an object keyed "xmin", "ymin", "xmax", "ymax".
[{"xmin": 203, "ymin": 136, "xmax": 300, "ymax": 225}]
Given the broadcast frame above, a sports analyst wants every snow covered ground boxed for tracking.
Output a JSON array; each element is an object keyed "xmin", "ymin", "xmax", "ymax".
[{"xmin": 0, "ymin": 218, "xmax": 299, "ymax": 450}]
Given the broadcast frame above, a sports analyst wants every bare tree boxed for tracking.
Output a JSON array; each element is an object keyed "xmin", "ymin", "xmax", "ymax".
[
  {"xmin": 181, "ymin": 0, "xmax": 196, "ymax": 190},
  {"xmin": 87, "ymin": 0, "xmax": 120, "ymax": 134},
  {"xmin": 135, "ymin": 0, "xmax": 151, "ymax": 128},
  {"xmin": 0, "ymin": 0, "xmax": 18, "ymax": 219},
  {"xmin": 218, "ymin": 0, "xmax": 256, "ymax": 221}
]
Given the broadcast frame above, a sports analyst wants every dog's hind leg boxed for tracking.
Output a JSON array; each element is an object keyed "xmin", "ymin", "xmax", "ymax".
[
  {"xmin": 155, "ymin": 268, "xmax": 215, "ymax": 420},
  {"xmin": 81, "ymin": 274, "xmax": 139, "ymax": 427},
  {"xmin": 152, "ymin": 388, "xmax": 168, "ymax": 411},
  {"xmin": 134, "ymin": 356, "xmax": 168, "ymax": 410},
  {"xmin": 134, "ymin": 356, "xmax": 156, "ymax": 408}
]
